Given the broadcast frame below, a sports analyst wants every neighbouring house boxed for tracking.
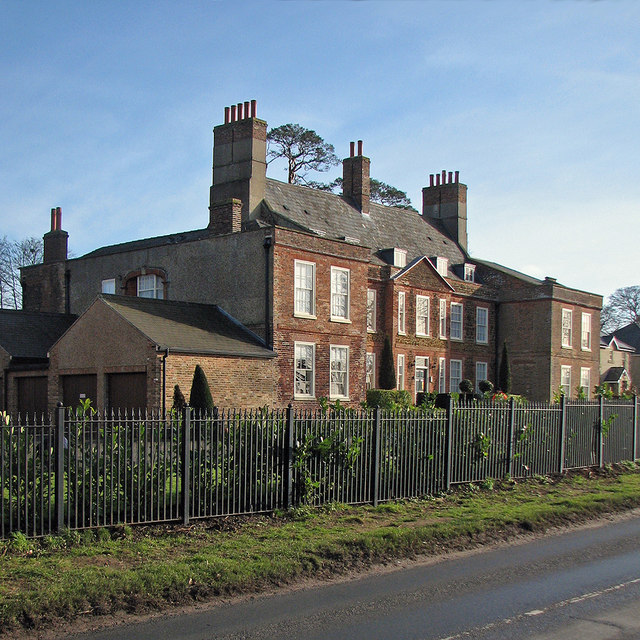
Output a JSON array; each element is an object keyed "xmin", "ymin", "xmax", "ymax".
[
  {"xmin": 48, "ymin": 295, "xmax": 277, "ymax": 411},
  {"xmin": 0, "ymin": 309, "xmax": 76, "ymax": 414},
  {"xmin": 600, "ymin": 323, "xmax": 640, "ymax": 393},
  {"xmin": 15, "ymin": 98, "xmax": 601, "ymax": 411}
]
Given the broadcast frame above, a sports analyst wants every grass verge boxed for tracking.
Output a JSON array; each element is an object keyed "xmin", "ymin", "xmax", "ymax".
[{"xmin": 2, "ymin": 463, "xmax": 640, "ymax": 634}]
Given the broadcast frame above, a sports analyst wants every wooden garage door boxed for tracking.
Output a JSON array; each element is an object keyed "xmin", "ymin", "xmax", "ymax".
[
  {"xmin": 108, "ymin": 372, "xmax": 147, "ymax": 412},
  {"xmin": 62, "ymin": 374, "xmax": 98, "ymax": 409},
  {"xmin": 17, "ymin": 376, "xmax": 48, "ymax": 416}
]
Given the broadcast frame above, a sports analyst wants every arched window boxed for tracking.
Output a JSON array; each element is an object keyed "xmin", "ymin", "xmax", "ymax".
[{"xmin": 123, "ymin": 269, "xmax": 167, "ymax": 299}]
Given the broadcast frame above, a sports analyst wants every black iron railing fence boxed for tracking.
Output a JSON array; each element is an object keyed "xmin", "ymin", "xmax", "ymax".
[{"xmin": 2, "ymin": 396, "xmax": 638, "ymax": 538}]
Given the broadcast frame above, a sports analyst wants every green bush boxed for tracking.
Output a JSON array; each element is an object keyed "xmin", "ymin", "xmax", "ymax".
[
  {"xmin": 189, "ymin": 365, "xmax": 214, "ymax": 412},
  {"xmin": 366, "ymin": 389, "xmax": 412, "ymax": 411},
  {"xmin": 379, "ymin": 335, "xmax": 396, "ymax": 390},
  {"xmin": 459, "ymin": 379, "xmax": 473, "ymax": 394}
]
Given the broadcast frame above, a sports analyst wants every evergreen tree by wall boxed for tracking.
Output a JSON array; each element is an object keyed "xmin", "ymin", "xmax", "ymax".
[
  {"xmin": 171, "ymin": 384, "xmax": 186, "ymax": 412},
  {"xmin": 189, "ymin": 365, "xmax": 214, "ymax": 412},
  {"xmin": 379, "ymin": 334, "xmax": 396, "ymax": 390},
  {"xmin": 498, "ymin": 342, "xmax": 512, "ymax": 394}
]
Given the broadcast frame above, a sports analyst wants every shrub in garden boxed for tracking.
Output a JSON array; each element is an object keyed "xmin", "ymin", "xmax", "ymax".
[
  {"xmin": 172, "ymin": 384, "xmax": 186, "ymax": 412},
  {"xmin": 366, "ymin": 389, "xmax": 412, "ymax": 410},
  {"xmin": 379, "ymin": 334, "xmax": 396, "ymax": 390},
  {"xmin": 478, "ymin": 379, "xmax": 494, "ymax": 395},
  {"xmin": 498, "ymin": 341, "xmax": 512, "ymax": 393},
  {"xmin": 189, "ymin": 365, "xmax": 214, "ymax": 412}
]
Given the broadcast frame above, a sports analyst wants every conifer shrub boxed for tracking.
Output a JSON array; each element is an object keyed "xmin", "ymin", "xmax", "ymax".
[
  {"xmin": 189, "ymin": 365, "xmax": 214, "ymax": 412},
  {"xmin": 379, "ymin": 334, "xmax": 396, "ymax": 390}
]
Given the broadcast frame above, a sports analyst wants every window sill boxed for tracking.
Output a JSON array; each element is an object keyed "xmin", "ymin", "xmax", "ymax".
[
  {"xmin": 416, "ymin": 332, "xmax": 430, "ymax": 338},
  {"xmin": 581, "ymin": 347, "xmax": 592, "ymax": 352},
  {"xmin": 450, "ymin": 337, "xmax": 463, "ymax": 342},
  {"xmin": 330, "ymin": 317, "xmax": 351, "ymax": 324},
  {"xmin": 398, "ymin": 331, "xmax": 406, "ymax": 336},
  {"xmin": 294, "ymin": 313, "xmax": 317, "ymax": 320},
  {"xmin": 367, "ymin": 328, "xmax": 376, "ymax": 334},
  {"xmin": 476, "ymin": 340, "xmax": 489, "ymax": 345},
  {"xmin": 562, "ymin": 345, "xmax": 573, "ymax": 350},
  {"xmin": 294, "ymin": 395, "xmax": 316, "ymax": 401},
  {"xmin": 329, "ymin": 396, "xmax": 350, "ymax": 402}
]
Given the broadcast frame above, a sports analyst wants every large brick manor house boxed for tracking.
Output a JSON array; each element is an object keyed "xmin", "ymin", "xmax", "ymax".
[{"xmin": 2, "ymin": 99, "xmax": 601, "ymax": 413}]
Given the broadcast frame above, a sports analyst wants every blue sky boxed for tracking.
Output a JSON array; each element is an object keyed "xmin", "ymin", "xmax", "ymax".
[{"xmin": 2, "ymin": 0, "xmax": 638, "ymax": 302}]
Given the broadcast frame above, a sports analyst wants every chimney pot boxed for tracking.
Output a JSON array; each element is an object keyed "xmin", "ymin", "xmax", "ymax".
[
  {"xmin": 230, "ymin": 104, "xmax": 237, "ymax": 122},
  {"xmin": 350, "ymin": 141, "xmax": 355, "ymax": 157},
  {"xmin": 357, "ymin": 140, "xmax": 363, "ymax": 156},
  {"xmin": 56, "ymin": 207, "xmax": 62, "ymax": 230},
  {"xmin": 429, "ymin": 174, "xmax": 434, "ymax": 187},
  {"xmin": 50, "ymin": 208, "xmax": 56, "ymax": 231},
  {"xmin": 448, "ymin": 171, "xmax": 453, "ymax": 183},
  {"xmin": 251, "ymin": 99, "xmax": 257, "ymax": 117},
  {"xmin": 224, "ymin": 106, "xmax": 230, "ymax": 124},
  {"xmin": 442, "ymin": 170, "xmax": 446, "ymax": 184},
  {"xmin": 436, "ymin": 174, "xmax": 441, "ymax": 186},
  {"xmin": 455, "ymin": 170, "xmax": 459, "ymax": 183},
  {"xmin": 237, "ymin": 102, "xmax": 243, "ymax": 120},
  {"xmin": 244, "ymin": 101, "xmax": 250, "ymax": 118}
]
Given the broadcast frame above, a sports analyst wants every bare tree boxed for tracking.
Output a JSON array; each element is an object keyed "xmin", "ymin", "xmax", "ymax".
[
  {"xmin": 601, "ymin": 285, "xmax": 640, "ymax": 332},
  {"xmin": 0, "ymin": 236, "xmax": 43, "ymax": 309},
  {"xmin": 267, "ymin": 124, "xmax": 339, "ymax": 185}
]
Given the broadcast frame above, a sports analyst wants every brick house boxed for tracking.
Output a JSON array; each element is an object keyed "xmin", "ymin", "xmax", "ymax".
[
  {"xmin": 600, "ymin": 323, "xmax": 640, "ymax": 393},
  {"xmin": 16, "ymin": 99, "xmax": 601, "ymax": 410}
]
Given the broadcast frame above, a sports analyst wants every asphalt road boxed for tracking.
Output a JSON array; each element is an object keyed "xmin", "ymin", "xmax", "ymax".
[{"xmin": 64, "ymin": 512, "xmax": 640, "ymax": 640}]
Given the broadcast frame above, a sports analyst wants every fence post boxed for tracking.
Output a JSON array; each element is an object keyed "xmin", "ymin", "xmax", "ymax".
[
  {"xmin": 182, "ymin": 405, "xmax": 191, "ymax": 526},
  {"xmin": 444, "ymin": 395, "xmax": 453, "ymax": 491},
  {"xmin": 598, "ymin": 394, "xmax": 604, "ymax": 469},
  {"xmin": 55, "ymin": 402, "xmax": 66, "ymax": 533},
  {"xmin": 285, "ymin": 404, "xmax": 294, "ymax": 510},
  {"xmin": 371, "ymin": 408, "xmax": 381, "ymax": 506},
  {"xmin": 507, "ymin": 397, "xmax": 516, "ymax": 477},
  {"xmin": 558, "ymin": 395, "xmax": 566, "ymax": 474},
  {"xmin": 633, "ymin": 395, "xmax": 638, "ymax": 461}
]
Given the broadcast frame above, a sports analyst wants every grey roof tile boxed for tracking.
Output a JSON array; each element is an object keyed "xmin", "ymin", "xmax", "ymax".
[{"xmin": 0, "ymin": 310, "xmax": 77, "ymax": 359}]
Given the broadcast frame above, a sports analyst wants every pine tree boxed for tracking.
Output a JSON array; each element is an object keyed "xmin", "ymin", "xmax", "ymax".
[
  {"xmin": 498, "ymin": 342, "xmax": 512, "ymax": 394},
  {"xmin": 171, "ymin": 384, "xmax": 186, "ymax": 412},
  {"xmin": 379, "ymin": 335, "xmax": 396, "ymax": 390},
  {"xmin": 189, "ymin": 365, "xmax": 214, "ymax": 412}
]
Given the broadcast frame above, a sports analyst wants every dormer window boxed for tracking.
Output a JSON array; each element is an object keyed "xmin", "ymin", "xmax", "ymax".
[
  {"xmin": 436, "ymin": 257, "xmax": 448, "ymax": 277},
  {"xmin": 464, "ymin": 263, "xmax": 476, "ymax": 282},
  {"xmin": 138, "ymin": 274, "xmax": 164, "ymax": 299},
  {"xmin": 394, "ymin": 248, "xmax": 407, "ymax": 268}
]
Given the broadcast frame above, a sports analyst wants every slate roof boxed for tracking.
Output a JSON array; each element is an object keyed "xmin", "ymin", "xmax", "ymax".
[
  {"xmin": 600, "ymin": 335, "xmax": 636, "ymax": 352},
  {"xmin": 262, "ymin": 179, "xmax": 466, "ymax": 276},
  {"xmin": 98, "ymin": 295, "xmax": 275, "ymax": 358},
  {"xmin": 602, "ymin": 323, "xmax": 640, "ymax": 353},
  {"xmin": 0, "ymin": 310, "xmax": 77, "ymax": 360},
  {"xmin": 601, "ymin": 367, "xmax": 629, "ymax": 383}
]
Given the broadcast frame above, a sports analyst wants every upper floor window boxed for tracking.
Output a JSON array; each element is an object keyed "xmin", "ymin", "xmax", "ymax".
[
  {"xmin": 294, "ymin": 342, "xmax": 315, "ymax": 398},
  {"xmin": 398, "ymin": 291, "xmax": 406, "ymax": 335},
  {"xmin": 476, "ymin": 307, "xmax": 489, "ymax": 344},
  {"xmin": 581, "ymin": 313, "xmax": 592, "ymax": 351},
  {"xmin": 367, "ymin": 289, "xmax": 376, "ymax": 332},
  {"xmin": 450, "ymin": 302, "xmax": 463, "ymax": 341},
  {"xmin": 294, "ymin": 260, "xmax": 316, "ymax": 317},
  {"xmin": 101, "ymin": 278, "xmax": 116, "ymax": 294},
  {"xmin": 436, "ymin": 257, "xmax": 448, "ymax": 277},
  {"xmin": 561, "ymin": 309, "xmax": 573, "ymax": 348},
  {"xmin": 416, "ymin": 295, "xmax": 430, "ymax": 336},
  {"xmin": 439, "ymin": 299, "xmax": 447, "ymax": 339},
  {"xmin": 464, "ymin": 263, "xmax": 476, "ymax": 282},
  {"xmin": 330, "ymin": 267, "xmax": 350, "ymax": 321},
  {"xmin": 394, "ymin": 248, "xmax": 407, "ymax": 268},
  {"xmin": 137, "ymin": 274, "xmax": 164, "ymax": 299},
  {"xmin": 330, "ymin": 345, "xmax": 349, "ymax": 399}
]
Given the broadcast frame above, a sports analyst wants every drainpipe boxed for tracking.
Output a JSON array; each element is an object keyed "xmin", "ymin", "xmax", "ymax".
[
  {"xmin": 162, "ymin": 348, "xmax": 169, "ymax": 414},
  {"xmin": 64, "ymin": 269, "xmax": 71, "ymax": 314},
  {"xmin": 263, "ymin": 235, "xmax": 273, "ymax": 349}
]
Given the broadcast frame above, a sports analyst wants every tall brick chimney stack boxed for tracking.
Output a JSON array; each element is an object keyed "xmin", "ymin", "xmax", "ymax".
[
  {"xmin": 43, "ymin": 207, "xmax": 69, "ymax": 263},
  {"xmin": 209, "ymin": 99, "xmax": 267, "ymax": 231},
  {"xmin": 342, "ymin": 140, "xmax": 370, "ymax": 215},
  {"xmin": 422, "ymin": 171, "xmax": 467, "ymax": 252}
]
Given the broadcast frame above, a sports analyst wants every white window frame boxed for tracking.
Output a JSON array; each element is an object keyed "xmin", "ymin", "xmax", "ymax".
[
  {"xmin": 561, "ymin": 308, "xmax": 573, "ymax": 348},
  {"xmin": 330, "ymin": 345, "xmax": 349, "ymax": 399},
  {"xmin": 436, "ymin": 257, "xmax": 448, "ymax": 277},
  {"xmin": 366, "ymin": 289, "xmax": 376, "ymax": 333},
  {"xmin": 137, "ymin": 274, "xmax": 163, "ymax": 299},
  {"xmin": 561, "ymin": 365, "xmax": 572, "ymax": 398},
  {"xmin": 101, "ymin": 278, "xmax": 116, "ymax": 294},
  {"xmin": 294, "ymin": 260, "xmax": 316, "ymax": 318},
  {"xmin": 450, "ymin": 302, "xmax": 464, "ymax": 341},
  {"xmin": 476, "ymin": 306, "xmax": 489, "ymax": 344},
  {"xmin": 438, "ymin": 357, "xmax": 446, "ymax": 393},
  {"xmin": 294, "ymin": 342, "xmax": 315, "ymax": 399},
  {"xmin": 366, "ymin": 352, "xmax": 376, "ymax": 390},
  {"xmin": 415, "ymin": 356, "xmax": 429, "ymax": 398},
  {"xmin": 450, "ymin": 359, "xmax": 462, "ymax": 393},
  {"xmin": 397, "ymin": 291, "xmax": 406, "ymax": 335},
  {"xmin": 580, "ymin": 367, "xmax": 591, "ymax": 397},
  {"xmin": 330, "ymin": 267, "xmax": 351, "ymax": 322},
  {"xmin": 394, "ymin": 248, "xmax": 407, "ymax": 268},
  {"xmin": 581, "ymin": 313, "xmax": 592, "ymax": 351},
  {"xmin": 475, "ymin": 361, "xmax": 488, "ymax": 393},
  {"xmin": 439, "ymin": 299, "xmax": 447, "ymax": 339},
  {"xmin": 416, "ymin": 295, "xmax": 430, "ymax": 337},
  {"xmin": 464, "ymin": 263, "xmax": 476, "ymax": 282},
  {"xmin": 397, "ymin": 354, "xmax": 405, "ymax": 391}
]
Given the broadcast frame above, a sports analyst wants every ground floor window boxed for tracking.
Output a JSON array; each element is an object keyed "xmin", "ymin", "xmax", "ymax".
[
  {"xmin": 561, "ymin": 365, "xmax": 572, "ymax": 398},
  {"xmin": 294, "ymin": 342, "xmax": 315, "ymax": 398},
  {"xmin": 397, "ymin": 354, "xmax": 405, "ymax": 391},
  {"xmin": 415, "ymin": 356, "xmax": 429, "ymax": 398},
  {"xmin": 366, "ymin": 352, "xmax": 376, "ymax": 390},
  {"xmin": 450, "ymin": 359, "xmax": 462, "ymax": 393},
  {"xmin": 475, "ymin": 361, "xmax": 488, "ymax": 392},
  {"xmin": 330, "ymin": 345, "xmax": 349, "ymax": 399}
]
